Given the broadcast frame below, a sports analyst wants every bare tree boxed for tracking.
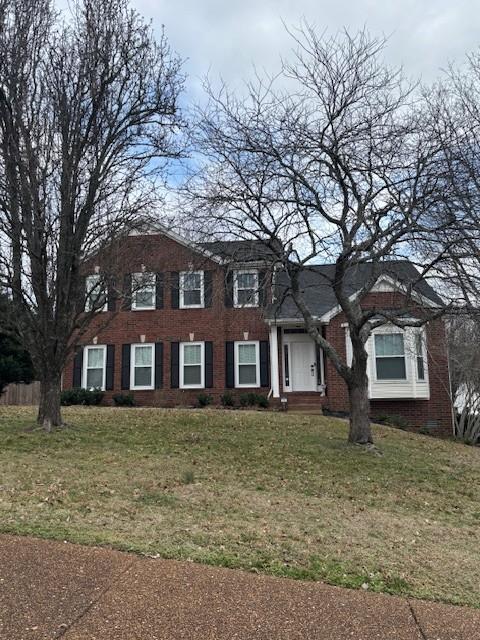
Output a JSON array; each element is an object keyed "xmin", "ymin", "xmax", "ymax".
[
  {"xmin": 185, "ymin": 26, "xmax": 450, "ymax": 445},
  {"xmin": 0, "ymin": 0, "xmax": 183, "ymax": 429}
]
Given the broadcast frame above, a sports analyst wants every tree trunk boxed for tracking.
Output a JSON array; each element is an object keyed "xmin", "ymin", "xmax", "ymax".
[
  {"xmin": 348, "ymin": 377, "xmax": 373, "ymax": 444},
  {"xmin": 37, "ymin": 375, "xmax": 63, "ymax": 431}
]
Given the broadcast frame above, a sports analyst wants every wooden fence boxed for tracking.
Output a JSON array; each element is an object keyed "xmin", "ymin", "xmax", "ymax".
[{"xmin": 0, "ymin": 381, "xmax": 40, "ymax": 405}]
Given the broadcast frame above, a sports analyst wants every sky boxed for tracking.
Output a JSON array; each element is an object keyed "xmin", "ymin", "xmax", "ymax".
[{"xmin": 129, "ymin": 0, "xmax": 480, "ymax": 103}]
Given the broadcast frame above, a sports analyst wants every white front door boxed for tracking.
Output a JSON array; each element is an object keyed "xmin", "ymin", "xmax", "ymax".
[{"xmin": 290, "ymin": 340, "xmax": 317, "ymax": 391}]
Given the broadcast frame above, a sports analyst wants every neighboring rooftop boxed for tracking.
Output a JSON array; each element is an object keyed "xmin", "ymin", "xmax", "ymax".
[{"xmin": 201, "ymin": 239, "xmax": 279, "ymax": 262}]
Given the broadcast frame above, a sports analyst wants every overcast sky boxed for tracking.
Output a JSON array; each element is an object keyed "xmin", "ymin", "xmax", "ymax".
[{"xmin": 130, "ymin": 0, "xmax": 480, "ymax": 101}]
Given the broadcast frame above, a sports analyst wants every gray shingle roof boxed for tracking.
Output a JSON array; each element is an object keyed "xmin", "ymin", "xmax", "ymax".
[
  {"xmin": 201, "ymin": 240, "xmax": 278, "ymax": 262},
  {"xmin": 267, "ymin": 261, "xmax": 443, "ymax": 321}
]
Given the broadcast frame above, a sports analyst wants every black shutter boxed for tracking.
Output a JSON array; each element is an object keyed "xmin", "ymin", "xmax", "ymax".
[
  {"xmin": 122, "ymin": 274, "xmax": 132, "ymax": 311},
  {"xmin": 121, "ymin": 344, "xmax": 131, "ymax": 390},
  {"xmin": 204, "ymin": 271, "xmax": 213, "ymax": 308},
  {"xmin": 225, "ymin": 341, "xmax": 235, "ymax": 388},
  {"xmin": 260, "ymin": 340, "xmax": 270, "ymax": 387},
  {"xmin": 258, "ymin": 270, "xmax": 267, "ymax": 307},
  {"xmin": 224, "ymin": 270, "xmax": 234, "ymax": 307},
  {"xmin": 155, "ymin": 342, "xmax": 163, "ymax": 389},
  {"xmin": 171, "ymin": 342, "xmax": 180, "ymax": 388},
  {"xmin": 205, "ymin": 341, "xmax": 213, "ymax": 388},
  {"xmin": 106, "ymin": 345, "xmax": 115, "ymax": 390},
  {"xmin": 315, "ymin": 344, "xmax": 322, "ymax": 385},
  {"xmin": 155, "ymin": 273, "xmax": 164, "ymax": 309},
  {"xmin": 73, "ymin": 346, "xmax": 83, "ymax": 388},
  {"xmin": 171, "ymin": 272, "xmax": 179, "ymax": 309},
  {"xmin": 107, "ymin": 278, "xmax": 116, "ymax": 312}
]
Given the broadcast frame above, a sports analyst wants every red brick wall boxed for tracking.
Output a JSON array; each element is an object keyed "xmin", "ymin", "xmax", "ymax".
[{"xmin": 64, "ymin": 233, "xmax": 271, "ymax": 406}]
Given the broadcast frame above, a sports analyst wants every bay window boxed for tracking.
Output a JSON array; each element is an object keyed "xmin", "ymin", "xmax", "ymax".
[
  {"xmin": 180, "ymin": 342, "xmax": 204, "ymax": 388},
  {"xmin": 374, "ymin": 333, "xmax": 406, "ymax": 380}
]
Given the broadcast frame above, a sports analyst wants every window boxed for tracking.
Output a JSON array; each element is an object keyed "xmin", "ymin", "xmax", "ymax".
[
  {"xmin": 180, "ymin": 271, "xmax": 204, "ymax": 308},
  {"xmin": 83, "ymin": 346, "xmax": 106, "ymax": 390},
  {"xmin": 234, "ymin": 270, "xmax": 259, "ymax": 307},
  {"xmin": 180, "ymin": 342, "xmax": 204, "ymax": 388},
  {"xmin": 235, "ymin": 341, "xmax": 260, "ymax": 387},
  {"xmin": 374, "ymin": 333, "xmax": 406, "ymax": 380},
  {"xmin": 132, "ymin": 273, "xmax": 155, "ymax": 310},
  {"xmin": 415, "ymin": 332, "xmax": 426, "ymax": 381},
  {"xmin": 131, "ymin": 344, "xmax": 154, "ymax": 390},
  {"xmin": 85, "ymin": 274, "xmax": 107, "ymax": 312}
]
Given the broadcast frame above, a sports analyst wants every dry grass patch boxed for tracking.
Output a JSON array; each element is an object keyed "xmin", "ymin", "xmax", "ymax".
[{"xmin": 0, "ymin": 406, "xmax": 479, "ymax": 606}]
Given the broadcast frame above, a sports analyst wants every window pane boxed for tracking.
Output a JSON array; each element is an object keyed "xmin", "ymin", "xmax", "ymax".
[
  {"xmin": 184, "ymin": 344, "xmax": 201, "ymax": 365},
  {"xmin": 135, "ymin": 289, "xmax": 154, "ymax": 308},
  {"xmin": 237, "ymin": 272, "xmax": 256, "ymax": 288},
  {"xmin": 237, "ymin": 289, "xmax": 255, "ymax": 305},
  {"xmin": 86, "ymin": 275, "xmax": 105, "ymax": 310},
  {"xmin": 87, "ymin": 348, "xmax": 104, "ymax": 368},
  {"xmin": 184, "ymin": 272, "xmax": 201, "ymax": 289},
  {"xmin": 184, "ymin": 365, "xmax": 201, "ymax": 385},
  {"xmin": 375, "ymin": 334, "xmax": 404, "ymax": 357},
  {"xmin": 417, "ymin": 357, "xmax": 425, "ymax": 380},
  {"xmin": 135, "ymin": 346, "xmax": 152, "ymax": 366},
  {"xmin": 376, "ymin": 357, "xmax": 406, "ymax": 379},
  {"xmin": 86, "ymin": 368, "xmax": 103, "ymax": 389},
  {"xmin": 135, "ymin": 366, "xmax": 152, "ymax": 387},
  {"xmin": 239, "ymin": 364, "xmax": 257, "ymax": 385},
  {"xmin": 238, "ymin": 344, "xmax": 256, "ymax": 364},
  {"xmin": 184, "ymin": 289, "xmax": 201, "ymax": 306}
]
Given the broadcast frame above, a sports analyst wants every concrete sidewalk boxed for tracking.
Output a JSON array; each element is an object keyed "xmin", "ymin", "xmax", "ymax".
[{"xmin": 0, "ymin": 535, "xmax": 478, "ymax": 640}]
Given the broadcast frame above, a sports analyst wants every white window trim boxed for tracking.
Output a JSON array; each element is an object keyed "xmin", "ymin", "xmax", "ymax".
[
  {"xmin": 373, "ymin": 331, "xmax": 407, "ymax": 382},
  {"xmin": 82, "ymin": 345, "xmax": 107, "ymax": 390},
  {"xmin": 85, "ymin": 275, "xmax": 107, "ymax": 312},
  {"xmin": 131, "ymin": 273, "xmax": 156, "ymax": 311},
  {"xmin": 180, "ymin": 271, "xmax": 204, "ymax": 309},
  {"xmin": 234, "ymin": 340, "xmax": 260, "ymax": 388},
  {"xmin": 233, "ymin": 270, "xmax": 259, "ymax": 308},
  {"xmin": 130, "ymin": 343, "xmax": 155, "ymax": 390},
  {"xmin": 180, "ymin": 341, "xmax": 205, "ymax": 389}
]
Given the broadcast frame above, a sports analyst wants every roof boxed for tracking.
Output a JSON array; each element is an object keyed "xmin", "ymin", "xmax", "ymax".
[
  {"xmin": 200, "ymin": 240, "xmax": 278, "ymax": 263},
  {"xmin": 267, "ymin": 261, "xmax": 443, "ymax": 322}
]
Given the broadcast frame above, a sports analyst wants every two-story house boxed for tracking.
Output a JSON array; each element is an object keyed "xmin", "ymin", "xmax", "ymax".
[{"xmin": 64, "ymin": 227, "xmax": 453, "ymax": 434}]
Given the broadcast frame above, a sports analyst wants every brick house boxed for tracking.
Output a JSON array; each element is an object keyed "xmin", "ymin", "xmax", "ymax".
[{"xmin": 63, "ymin": 228, "xmax": 453, "ymax": 434}]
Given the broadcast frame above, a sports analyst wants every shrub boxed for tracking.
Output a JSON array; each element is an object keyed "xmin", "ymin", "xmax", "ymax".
[
  {"xmin": 375, "ymin": 413, "xmax": 409, "ymax": 430},
  {"xmin": 112, "ymin": 393, "xmax": 136, "ymax": 407},
  {"xmin": 197, "ymin": 393, "xmax": 213, "ymax": 407},
  {"xmin": 256, "ymin": 394, "xmax": 269, "ymax": 408},
  {"xmin": 220, "ymin": 392, "xmax": 235, "ymax": 407},
  {"xmin": 60, "ymin": 388, "xmax": 104, "ymax": 406},
  {"xmin": 239, "ymin": 393, "xmax": 250, "ymax": 407}
]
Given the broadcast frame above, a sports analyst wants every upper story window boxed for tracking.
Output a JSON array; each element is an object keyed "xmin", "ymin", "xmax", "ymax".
[
  {"xmin": 83, "ymin": 345, "xmax": 106, "ymax": 390},
  {"xmin": 132, "ymin": 273, "xmax": 155, "ymax": 310},
  {"xmin": 85, "ymin": 274, "xmax": 107, "ymax": 312},
  {"xmin": 180, "ymin": 342, "xmax": 204, "ymax": 388},
  {"xmin": 130, "ymin": 343, "xmax": 154, "ymax": 390},
  {"xmin": 234, "ymin": 270, "xmax": 258, "ymax": 307},
  {"xmin": 180, "ymin": 271, "xmax": 204, "ymax": 308},
  {"xmin": 415, "ymin": 331, "xmax": 426, "ymax": 381},
  {"xmin": 235, "ymin": 341, "xmax": 260, "ymax": 387},
  {"xmin": 374, "ymin": 333, "xmax": 406, "ymax": 380}
]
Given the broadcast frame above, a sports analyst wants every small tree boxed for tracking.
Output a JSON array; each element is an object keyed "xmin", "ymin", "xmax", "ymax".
[
  {"xmin": 0, "ymin": 0, "xmax": 183, "ymax": 429},
  {"xmin": 186, "ymin": 27, "xmax": 449, "ymax": 444}
]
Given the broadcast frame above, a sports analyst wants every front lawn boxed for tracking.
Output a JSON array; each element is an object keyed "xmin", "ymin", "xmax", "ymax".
[{"xmin": 0, "ymin": 406, "xmax": 478, "ymax": 607}]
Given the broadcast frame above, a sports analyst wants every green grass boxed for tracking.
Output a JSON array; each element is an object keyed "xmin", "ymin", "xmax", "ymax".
[{"xmin": 0, "ymin": 406, "xmax": 479, "ymax": 607}]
